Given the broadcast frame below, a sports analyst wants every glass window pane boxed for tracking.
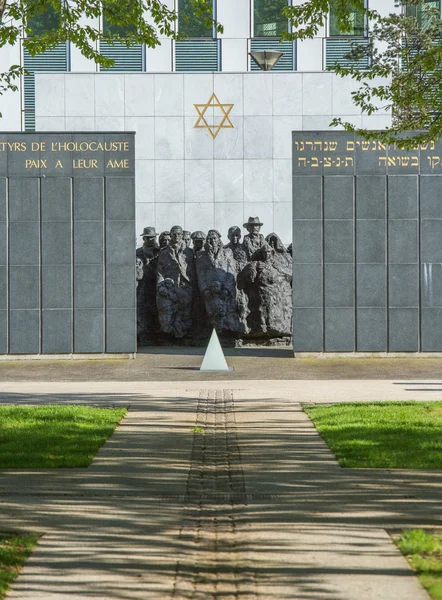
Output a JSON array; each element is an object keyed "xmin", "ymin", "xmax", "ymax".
[
  {"xmin": 178, "ymin": 0, "xmax": 213, "ymax": 38},
  {"xmin": 103, "ymin": 16, "xmax": 135, "ymax": 37},
  {"xmin": 27, "ymin": 1, "xmax": 60, "ymax": 36},
  {"xmin": 254, "ymin": 0, "xmax": 288, "ymax": 38},
  {"xmin": 406, "ymin": 0, "xmax": 441, "ymax": 28},
  {"xmin": 329, "ymin": 7, "xmax": 365, "ymax": 36}
]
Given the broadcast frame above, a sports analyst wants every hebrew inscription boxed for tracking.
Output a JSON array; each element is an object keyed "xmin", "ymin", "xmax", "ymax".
[{"xmin": 293, "ymin": 134, "xmax": 440, "ymax": 172}]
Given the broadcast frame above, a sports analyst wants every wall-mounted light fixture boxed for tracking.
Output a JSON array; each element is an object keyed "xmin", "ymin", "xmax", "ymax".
[{"xmin": 249, "ymin": 50, "xmax": 283, "ymax": 71}]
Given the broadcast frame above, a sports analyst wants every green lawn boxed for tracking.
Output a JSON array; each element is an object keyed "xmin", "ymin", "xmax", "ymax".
[
  {"xmin": 0, "ymin": 534, "xmax": 39, "ymax": 599},
  {"xmin": 0, "ymin": 405, "xmax": 127, "ymax": 468},
  {"xmin": 303, "ymin": 401, "xmax": 442, "ymax": 468},
  {"xmin": 394, "ymin": 529, "xmax": 442, "ymax": 600}
]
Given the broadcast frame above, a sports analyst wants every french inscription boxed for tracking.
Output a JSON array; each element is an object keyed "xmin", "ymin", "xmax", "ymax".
[{"xmin": 0, "ymin": 136, "xmax": 133, "ymax": 172}]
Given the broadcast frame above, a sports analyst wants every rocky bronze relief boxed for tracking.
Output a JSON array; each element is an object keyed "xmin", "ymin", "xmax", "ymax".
[
  {"xmin": 156, "ymin": 225, "xmax": 196, "ymax": 339},
  {"xmin": 196, "ymin": 230, "xmax": 246, "ymax": 335},
  {"xmin": 238, "ymin": 243, "xmax": 292, "ymax": 337},
  {"xmin": 136, "ymin": 217, "xmax": 292, "ymax": 345},
  {"xmin": 136, "ymin": 227, "xmax": 160, "ymax": 344}
]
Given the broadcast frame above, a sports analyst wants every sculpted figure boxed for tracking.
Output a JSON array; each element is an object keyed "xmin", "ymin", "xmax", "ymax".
[
  {"xmin": 191, "ymin": 230, "xmax": 206, "ymax": 254},
  {"xmin": 242, "ymin": 216, "xmax": 266, "ymax": 261},
  {"xmin": 224, "ymin": 225, "xmax": 248, "ymax": 326},
  {"xmin": 265, "ymin": 232, "xmax": 293, "ymax": 272},
  {"xmin": 183, "ymin": 230, "xmax": 192, "ymax": 248},
  {"xmin": 156, "ymin": 225, "xmax": 196, "ymax": 338},
  {"xmin": 136, "ymin": 227, "xmax": 160, "ymax": 344},
  {"xmin": 196, "ymin": 229, "xmax": 246, "ymax": 334},
  {"xmin": 136, "ymin": 257, "xmax": 144, "ymax": 288},
  {"xmin": 159, "ymin": 230, "xmax": 171, "ymax": 249},
  {"xmin": 136, "ymin": 226, "xmax": 159, "ymax": 262},
  {"xmin": 224, "ymin": 226, "xmax": 247, "ymax": 270},
  {"xmin": 238, "ymin": 243, "xmax": 292, "ymax": 337},
  {"xmin": 190, "ymin": 231, "xmax": 209, "ymax": 339}
]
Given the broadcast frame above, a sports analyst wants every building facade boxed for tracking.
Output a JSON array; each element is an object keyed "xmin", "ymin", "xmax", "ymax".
[
  {"xmin": 1, "ymin": 0, "xmax": 437, "ymax": 240},
  {"xmin": 0, "ymin": 0, "xmax": 418, "ymax": 132}
]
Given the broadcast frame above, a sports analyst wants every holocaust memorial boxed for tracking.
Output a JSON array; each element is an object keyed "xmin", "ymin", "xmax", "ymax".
[{"xmin": 2, "ymin": 130, "xmax": 442, "ymax": 355}]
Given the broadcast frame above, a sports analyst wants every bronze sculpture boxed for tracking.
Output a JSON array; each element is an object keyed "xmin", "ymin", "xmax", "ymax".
[
  {"xmin": 136, "ymin": 216, "xmax": 292, "ymax": 345},
  {"xmin": 156, "ymin": 225, "xmax": 196, "ymax": 339},
  {"xmin": 242, "ymin": 216, "xmax": 266, "ymax": 261},
  {"xmin": 238, "ymin": 243, "xmax": 292, "ymax": 336},
  {"xmin": 196, "ymin": 230, "xmax": 246, "ymax": 334},
  {"xmin": 136, "ymin": 227, "xmax": 160, "ymax": 344}
]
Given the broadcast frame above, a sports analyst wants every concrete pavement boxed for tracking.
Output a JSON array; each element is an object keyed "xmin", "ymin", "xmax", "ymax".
[
  {"xmin": 0, "ymin": 346, "xmax": 442, "ymax": 381},
  {"xmin": 0, "ymin": 379, "xmax": 440, "ymax": 598}
]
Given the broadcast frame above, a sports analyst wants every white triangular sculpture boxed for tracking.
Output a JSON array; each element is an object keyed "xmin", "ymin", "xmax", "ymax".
[{"xmin": 200, "ymin": 329, "xmax": 230, "ymax": 372}]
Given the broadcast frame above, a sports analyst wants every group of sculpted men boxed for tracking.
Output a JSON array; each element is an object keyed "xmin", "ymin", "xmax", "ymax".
[{"xmin": 136, "ymin": 217, "xmax": 293, "ymax": 344}]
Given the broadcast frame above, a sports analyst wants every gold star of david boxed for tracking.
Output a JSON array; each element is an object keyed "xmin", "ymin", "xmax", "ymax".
[{"xmin": 193, "ymin": 93, "xmax": 234, "ymax": 139}]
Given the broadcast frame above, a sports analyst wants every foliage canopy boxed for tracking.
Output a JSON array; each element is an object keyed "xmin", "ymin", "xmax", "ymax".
[{"xmin": 284, "ymin": 0, "xmax": 442, "ymax": 147}]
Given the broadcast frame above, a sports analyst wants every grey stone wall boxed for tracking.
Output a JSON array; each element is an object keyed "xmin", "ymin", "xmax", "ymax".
[
  {"xmin": 0, "ymin": 132, "xmax": 136, "ymax": 354},
  {"xmin": 292, "ymin": 131, "xmax": 442, "ymax": 352}
]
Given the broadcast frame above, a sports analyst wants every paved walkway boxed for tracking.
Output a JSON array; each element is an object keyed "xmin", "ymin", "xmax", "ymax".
[
  {"xmin": 2, "ymin": 346, "xmax": 442, "ymax": 380},
  {"xmin": 0, "ymin": 379, "xmax": 441, "ymax": 599}
]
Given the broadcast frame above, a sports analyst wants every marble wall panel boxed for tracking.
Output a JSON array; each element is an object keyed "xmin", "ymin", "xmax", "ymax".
[
  {"xmin": 303, "ymin": 73, "xmax": 333, "ymax": 116},
  {"xmin": 95, "ymin": 73, "xmax": 124, "ymax": 117},
  {"xmin": 155, "ymin": 160, "xmax": 184, "ymax": 204},
  {"xmin": 214, "ymin": 203, "xmax": 245, "ymax": 239},
  {"xmin": 213, "ymin": 116, "xmax": 243, "ymax": 160},
  {"xmin": 273, "ymin": 74, "xmax": 303, "ymax": 116},
  {"xmin": 213, "ymin": 74, "xmax": 244, "ymax": 113},
  {"xmin": 244, "ymin": 159, "xmax": 273, "ymax": 204},
  {"xmin": 35, "ymin": 74, "xmax": 65, "ymax": 117},
  {"xmin": 124, "ymin": 74, "xmax": 154, "ymax": 117},
  {"xmin": 243, "ymin": 74, "xmax": 273, "ymax": 116},
  {"xmin": 65, "ymin": 117, "xmax": 95, "ymax": 131},
  {"xmin": 184, "ymin": 202, "xmax": 215, "ymax": 234},
  {"xmin": 65, "ymin": 74, "xmax": 95, "ymax": 117},
  {"xmin": 35, "ymin": 117, "xmax": 66, "ymax": 131},
  {"xmin": 184, "ymin": 74, "xmax": 214, "ymax": 116},
  {"xmin": 135, "ymin": 203, "xmax": 155, "ymax": 231},
  {"xmin": 185, "ymin": 160, "xmax": 214, "ymax": 203},
  {"xmin": 273, "ymin": 203, "xmax": 292, "ymax": 244},
  {"xmin": 95, "ymin": 117, "xmax": 125, "ymax": 132},
  {"xmin": 273, "ymin": 117, "xmax": 303, "ymax": 159},
  {"xmin": 185, "ymin": 116, "xmax": 215, "ymax": 160},
  {"xmin": 135, "ymin": 160, "xmax": 155, "ymax": 204},
  {"xmin": 156, "ymin": 202, "xmax": 185, "ymax": 233},
  {"xmin": 154, "ymin": 74, "xmax": 184, "ymax": 116},
  {"xmin": 155, "ymin": 117, "xmax": 184, "ymax": 160},
  {"xmin": 274, "ymin": 159, "xmax": 292, "ymax": 203},
  {"xmin": 214, "ymin": 160, "xmax": 244, "ymax": 204},
  {"xmin": 244, "ymin": 117, "xmax": 273, "ymax": 159}
]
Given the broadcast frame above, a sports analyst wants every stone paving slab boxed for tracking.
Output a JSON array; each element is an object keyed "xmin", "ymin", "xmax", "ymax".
[
  {"xmin": 0, "ymin": 382, "xmax": 440, "ymax": 599},
  {"xmin": 1, "ymin": 349, "xmax": 442, "ymax": 381},
  {"xmin": 0, "ymin": 378, "xmax": 442, "ymax": 401}
]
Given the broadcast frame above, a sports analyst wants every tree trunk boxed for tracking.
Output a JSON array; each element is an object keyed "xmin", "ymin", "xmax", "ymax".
[{"xmin": 0, "ymin": 0, "xmax": 7, "ymax": 22}]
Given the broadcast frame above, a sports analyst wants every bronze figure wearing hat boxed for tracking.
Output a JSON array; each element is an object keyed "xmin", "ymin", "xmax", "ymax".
[{"xmin": 243, "ymin": 216, "xmax": 265, "ymax": 261}]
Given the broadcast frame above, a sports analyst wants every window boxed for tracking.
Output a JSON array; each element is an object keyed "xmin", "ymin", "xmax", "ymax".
[
  {"xmin": 178, "ymin": 0, "xmax": 214, "ymax": 38},
  {"xmin": 26, "ymin": 1, "xmax": 60, "ymax": 36},
  {"xmin": 329, "ymin": 3, "xmax": 365, "ymax": 37},
  {"xmin": 254, "ymin": 0, "xmax": 288, "ymax": 37},
  {"xmin": 406, "ymin": 0, "xmax": 441, "ymax": 28},
  {"xmin": 102, "ymin": 16, "xmax": 135, "ymax": 37}
]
